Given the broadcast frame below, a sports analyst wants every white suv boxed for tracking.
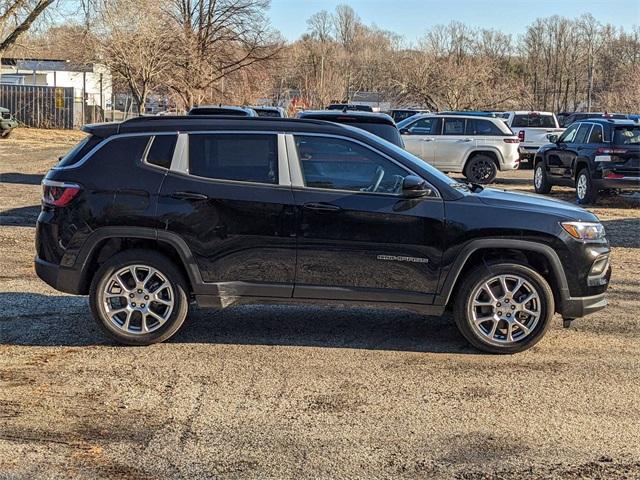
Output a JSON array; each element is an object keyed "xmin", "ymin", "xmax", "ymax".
[{"xmin": 398, "ymin": 114, "xmax": 520, "ymax": 183}]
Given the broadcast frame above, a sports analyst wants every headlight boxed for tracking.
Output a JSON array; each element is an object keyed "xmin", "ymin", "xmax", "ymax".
[{"xmin": 561, "ymin": 221, "xmax": 606, "ymax": 240}]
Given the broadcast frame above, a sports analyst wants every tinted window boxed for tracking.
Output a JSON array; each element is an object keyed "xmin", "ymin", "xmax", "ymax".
[
  {"xmin": 405, "ymin": 118, "xmax": 436, "ymax": 135},
  {"xmin": 146, "ymin": 135, "xmax": 177, "ymax": 169},
  {"xmin": 512, "ymin": 114, "xmax": 557, "ymax": 128},
  {"xmin": 465, "ymin": 119, "xmax": 505, "ymax": 136},
  {"xmin": 614, "ymin": 126, "xmax": 640, "ymax": 145},
  {"xmin": 294, "ymin": 135, "xmax": 408, "ymax": 193},
  {"xmin": 559, "ymin": 123, "xmax": 579, "ymax": 143},
  {"xmin": 587, "ymin": 125, "xmax": 604, "ymax": 144},
  {"xmin": 574, "ymin": 124, "xmax": 592, "ymax": 144},
  {"xmin": 255, "ymin": 109, "xmax": 282, "ymax": 117},
  {"xmin": 58, "ymin": 135, "xmax": 103, "ymax": 167},
  {"xmin": 442, "ymin": 118, "xmax": 465, "ymax": 135},
  {"xmin": 89, "ymin": 136, "xmax": 150, "ymax": 165},
  {"xmin": 189, "ymin": 134, "xmax": 278, "ymax": 183}
]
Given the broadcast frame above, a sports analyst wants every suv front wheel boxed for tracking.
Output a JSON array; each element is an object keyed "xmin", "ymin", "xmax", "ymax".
[
  {"xmin": 89, "ymin": 249, "xmax": 189, "ymax": 345},
  {"xmin": 453, "ymin": 262, "xmax": 554, "ymax": 353}
]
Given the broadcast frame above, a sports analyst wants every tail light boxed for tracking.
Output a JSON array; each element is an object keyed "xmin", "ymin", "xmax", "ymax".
[
  {"xmin": 604, "ymin": 172, "xmax": 624, "ymax": 179},
  {"xmin": 518, "ymin": 130, "xmax": 525, "ymax": 142},
  {"xmin": 595, "ymin": 147, "xmax": 627, "ymax": 155},
  {"xmin": 504, "ymin": 138, "xmax": 520, "ymax": 143},
  {"xmin": 42, "ymin": 179, "xmax": 82, "ymax": 207}
]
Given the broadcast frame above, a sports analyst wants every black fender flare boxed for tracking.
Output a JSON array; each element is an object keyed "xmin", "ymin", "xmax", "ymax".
[
  {"xmin": 434, "ymin": 239, "xmax": 570, "ymax": 307},
  {"xmin": 74, "ymin": 227, "xmax": 205, "ymax": 293}
]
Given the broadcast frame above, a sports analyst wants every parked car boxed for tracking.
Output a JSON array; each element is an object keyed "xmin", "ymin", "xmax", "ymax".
[
  {"xmin": 187, "ymin": 105, "xmax": 257, "ymax": 116},
  {"xmin": 397, "ymin": 114, "xmax": 520, "ymax": 183},
  {"xmin": 534, "ymin": 118, "xmax": 640, "ymax": 204},
  {"xmin": 389, "ymin": 109, "xmax": 431, "ymax": 123},
  {"xmin": 35, "ymin": 115, "xmax": 611, "ymax": 353},
  {"xmin": 0, "ymin": 106, "xmax": 18, "ymax": 138},
  {"xmin": 437, "ymin": 111, "xmax": 501, "ymax": 118},
  {"xmin": 560, "ymin": 112, "xmax": 628, "ymax": 127},
  {"xmin": 504, "ymin": 111, "xmax": 565, "ymax": 167},
  {"xmin": 296, "ymin": 110, "xmax": 403, "ymax": 147},
  {"xmin": 326, "ymin": 104, "xmax": 373, "ymax": 112},
  {"xmin": 249, "ymin": 106, "xmax": 287, "ymax": 118}
]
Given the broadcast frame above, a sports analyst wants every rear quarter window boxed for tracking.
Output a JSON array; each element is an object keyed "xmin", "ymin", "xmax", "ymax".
[
  {"xmin": 614, "ymin": 126, "xmax": 640, "ymax": 145},
  {"xmin": 57, "ymin": 135, "xmax": 102, "ymax": 167},
  {"xmin": 86, "ymin": 136, "xmax": 151, "ymax": 167},
  {"xmin": 465, "ymin": 119, "xmax": 506, "ymax": 136}
]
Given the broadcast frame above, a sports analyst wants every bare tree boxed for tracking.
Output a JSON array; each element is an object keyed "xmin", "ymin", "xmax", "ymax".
[{"xmin": 0, "ymin": 0, "xmax": 54, "ymax": 53}]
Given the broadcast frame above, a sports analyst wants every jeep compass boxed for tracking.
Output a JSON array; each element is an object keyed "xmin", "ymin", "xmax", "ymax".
[{"xmin": 35, "ymin": 116, "xmax": 611, "ymax": 353}]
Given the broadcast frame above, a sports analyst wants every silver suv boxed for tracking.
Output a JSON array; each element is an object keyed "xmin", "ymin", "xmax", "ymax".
[{"xmin": 398, "ymin": 114, "xmax": 520, "ymax": 183}]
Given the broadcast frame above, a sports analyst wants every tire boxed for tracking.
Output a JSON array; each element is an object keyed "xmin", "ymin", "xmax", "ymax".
[
  {"xmin": 89, "ymin": 249, "xmax": 189, "ymax": 345},
  {"xmin": 576, "ymin": 168, "xmax": 598, "ymax": 205},
  {"xmin": 453, "ymin": 262, "xmax": 555, "ymax": 354},
  {"xmin": 533, "ymin": 162, "xmax": 552, "ymax": 194},
  {"xmin": 464, "ymin": 154, "xmax": 498, "ymax": 184}
]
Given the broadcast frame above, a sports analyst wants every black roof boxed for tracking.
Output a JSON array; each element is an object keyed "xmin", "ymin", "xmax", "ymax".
[
  {"xmin": 297, "ymin": 110, "xmax": 395, "ymax": 125},
  {"xmin": 585, "ymin": 118, "xmax": 638, "ymax": 126},
  {"xmin": 82, "ymin": 115, "xmax": 360, "ymax": 138}
]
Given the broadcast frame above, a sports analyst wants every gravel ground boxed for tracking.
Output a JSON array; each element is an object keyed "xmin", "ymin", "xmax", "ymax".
[{"xmin": 1, "ymin": 128, "xmax": 639, "ymax": 479}]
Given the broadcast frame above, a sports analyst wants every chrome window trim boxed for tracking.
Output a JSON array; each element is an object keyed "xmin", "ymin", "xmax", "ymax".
[
  {"xmin": 286, "ymin": 132, "xmax": 441, "ymax": 199},
  {"xmin": 53, "ymin": 131, "xmax": 177, "ymax": 170}
]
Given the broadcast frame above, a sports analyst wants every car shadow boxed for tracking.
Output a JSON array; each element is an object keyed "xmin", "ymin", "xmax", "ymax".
[
  {"xmin": 0, "ymin": 172, "xmax": 44, "ymax": 185},
  {"xmin": 0, "ymin": 292, "xmax": 476, "ymax": 354},
  {"xmin": 0, "ymin": 205, "xmax": 39, "ymax": 227}
]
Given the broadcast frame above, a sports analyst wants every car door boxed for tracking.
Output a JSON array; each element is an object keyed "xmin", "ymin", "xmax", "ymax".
[
  {"xmin": 545, "ymin": 122, "xmax": 580, "ymax": 179},
  {"xmin": 400, "ymin": 117, "xmax": 438, "ymax": 163},
  {"xmin": 156, "ymin": 132, "xmax": 297, "ymax": 298},
  {"xmin": 287, "ymin": 133, "xmax": 445, "ymax": 305},
  {"xmin": 434, "ymin": 117, "xmax": 475, "ymax": 171}
]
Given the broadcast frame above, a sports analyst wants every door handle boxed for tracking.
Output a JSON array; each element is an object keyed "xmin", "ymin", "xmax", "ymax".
[
  {"xmin": 170, "ymin": 191, "xmax": 209, "ymax": 200},
  {"xmin": 421, "ymin": 138, "xmax": 434, "ymax": 142},
  {"xmin": 303, "ymin": 202, "xmax": 341, "ymax": 213},
  {"xmin": 459, "ymin": 138, "xmax": 473, "ymax": 142}
]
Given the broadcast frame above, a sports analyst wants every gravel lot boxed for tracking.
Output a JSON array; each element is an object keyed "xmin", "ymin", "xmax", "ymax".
[{"xmin": 1, "ymin": 128, "xmax": 639, "ymax": 479}]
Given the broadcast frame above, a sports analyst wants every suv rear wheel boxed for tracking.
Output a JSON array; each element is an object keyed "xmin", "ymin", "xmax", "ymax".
[
  {"xmin": 464, "ymin": 154, "xmax": 498, "ymax": 184},
  {"xmin": 576, "ymin": 168, "xmax": 598, "ymax": 204},
  {"xmin": 89, "ymin": 250, "xmax": 189, "ymax": 345},
  {"xmin": 453, "ymin": 262, "xmax": 554, "ymax": 354}
]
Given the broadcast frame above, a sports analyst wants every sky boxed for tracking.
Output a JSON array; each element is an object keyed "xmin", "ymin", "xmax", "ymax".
[{"xmin": 268, "ymin": 0, "xmax": 640, "ymax": 43}]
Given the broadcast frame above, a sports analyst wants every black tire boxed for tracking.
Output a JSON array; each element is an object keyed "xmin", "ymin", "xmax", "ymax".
[
  {"xmin": 453, "ymin": 262, "xmax": 555, "ymax": 354},
  {"xmin": 89, "ymin": 249, "xmax": 189, "ymax": 345},
  {"xmin": 0, "ymin": 129, "xmax": 11, "ymax": 138},
  {"xmin": 464, "ymin": 154, "xmax": 498, "ymax": 184},
  {"xmin": 533, "ymin": 162, "xmax": 552, "ymax": 194},
  {"xmin": 575, "ymin": 168, "xmax": 598, "ymax": 205}
]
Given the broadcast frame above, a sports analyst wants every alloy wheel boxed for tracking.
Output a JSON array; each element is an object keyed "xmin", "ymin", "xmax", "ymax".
[
  {"xmin": 468, "ymin": 274, "xmax": 541, "ymax": 345},
  {"xmin": 534, "ymin": 166, "xmax": 543, "ymax": 189},
  {"xmin": 469, "ymin": 159, "xmax": 494, "ymax": 182},
  {"xmin": 577, "ymin": 174, "xmax": 587, "ymax": 200},
  {"xmin": 102, "ymin": 264, "xmax": 174, "ymax": 334}
]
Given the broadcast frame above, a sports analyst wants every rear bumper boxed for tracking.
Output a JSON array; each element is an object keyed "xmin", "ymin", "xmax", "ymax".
[
  {"xmin": 35, "ymin": 256, "xmax": 84, "ymax": 294},
  {"xmin": 559, "ymin": 292, "xmax": 608, "ymax": 319},
  {"xmin": 593, "ymin": 176, "xmax": 640, "ymax": 190}
]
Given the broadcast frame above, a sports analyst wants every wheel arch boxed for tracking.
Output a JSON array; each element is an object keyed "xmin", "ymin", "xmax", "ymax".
[
  {"xmin": 74, "ymin": 227, "xmax": 202, "ymax": 295},
  {"xmin": 464, "ymin": 148, "xmax": 502, "ymax": 168},
  {"xmin": 436, "ymin": 239, "xmax": 569, "ymax": 313}
]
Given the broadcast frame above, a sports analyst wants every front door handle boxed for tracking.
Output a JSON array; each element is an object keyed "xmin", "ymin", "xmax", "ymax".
[
  {"xmin": 303, "ymin": 202, "xmax": 342, "ymax": 213},
  {"xmin": 170, "ymin": 191, "xmax": 209, "ymax": 201},
  {"xmin": 459, "ymin": 138, "xmax": 473, "ymax": 142},
  {"xmin": 422, "ymin": 138, "xmax": 434, "ymax": 142}
]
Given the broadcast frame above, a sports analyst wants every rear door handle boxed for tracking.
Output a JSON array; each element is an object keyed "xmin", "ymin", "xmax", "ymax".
[
  {"xmin": 422, "ymin": 138, "xmax": 434, "ymax": 142},
  {"xmin": 303, "ymin": 202, "xmax": 342, "ymax": 213},
  {"xmin": 459, "ymin": 138, "xmax": 473, "ymax": 142},
  {"xmin": 170, "ymin": 191, "xmax": 209, "ymax": 200}
]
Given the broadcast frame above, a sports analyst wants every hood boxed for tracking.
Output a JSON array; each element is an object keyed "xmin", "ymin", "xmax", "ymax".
[{"xmin": 476, "ymin": 187, "xmax": 599, "ymax": 222}]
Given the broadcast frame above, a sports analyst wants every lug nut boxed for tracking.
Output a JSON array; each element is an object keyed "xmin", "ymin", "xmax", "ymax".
[
  {"xmin": 505, "ymin": 299, "xmax": 509, "ymax": 303},
  {"xmin": 131, "ymin": 302, "xmax": 136, "ymax": 307},
  {"xmin": 498, "ymin": 311, "xmax": 503, "ymax": 316},
  {"xmin": 137, "ymin": 289, "xmax": 143, "ymax": 294},
  {"xmin": 511, "ymin": 305, "xmax": 516, "ymax": 310},
  {"xmin": 497, "ymin": 302, "xmax": 501, "ymax": 307},
  {"xmin": 144, "ymin": 295, "xmax": 149, "ymax": 300},
  {"xmin": 141, "ymin": 304, "xmax": 145, "ymax": 308},
  {"xmin": 129, "ymin": 293, "xmax": 134, "ymax": 298},
  {"xmin": 507, "ymin": 313, "xmax": 511, "ymax": 317}
]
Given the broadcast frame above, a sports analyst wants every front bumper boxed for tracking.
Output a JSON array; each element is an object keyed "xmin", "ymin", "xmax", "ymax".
[
  {"xmin": 559, "ymin": 292, "xmax": 608, "ymax": 319},
  {"xmin": 35, "ymin": 256, "xmax": 84, "ymax": 294}
]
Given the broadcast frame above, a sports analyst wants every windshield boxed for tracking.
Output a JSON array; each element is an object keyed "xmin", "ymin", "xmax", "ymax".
[
  {"xmin": 512, "ymin": 114, "xmax": 558, "ymax": 128},
  {"xmin": 614, "ymin": 126, "xmax": 640, "ymax": 145}
]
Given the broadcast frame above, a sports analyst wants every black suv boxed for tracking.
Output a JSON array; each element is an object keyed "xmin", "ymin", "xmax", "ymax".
[
  {"xmin": 36, "ymin": 116, "xmax": 611, "ymax": 353},
  {"xmin": 534, "ymin": 119, "xmax": 640, "ymax": 204}
]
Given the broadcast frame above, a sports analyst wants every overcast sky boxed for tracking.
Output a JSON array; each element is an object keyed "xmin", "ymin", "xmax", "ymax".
[{"xmin": 268, "ymin": 0, "xmax": 640, "ymax": 42}]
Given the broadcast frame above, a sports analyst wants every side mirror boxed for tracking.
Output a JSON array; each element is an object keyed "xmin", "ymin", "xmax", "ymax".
[
  {"xmin": 402, "ymin": 175, "xmax": 431, "ymax": 198},
  {"xmin": 399, "ymin": 127, "xmax": 410, "ymax": 135},
  {"xmin": 547, "ymin": 134, "xmax": 559, "ymax": 143}
]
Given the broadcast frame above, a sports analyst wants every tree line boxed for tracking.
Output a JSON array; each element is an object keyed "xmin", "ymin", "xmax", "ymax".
[{"xmin": 2, "ymin": 1, "xmax": 639, "ymax": 114}]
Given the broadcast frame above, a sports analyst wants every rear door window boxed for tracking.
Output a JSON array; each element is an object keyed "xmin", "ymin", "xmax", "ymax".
[
  {"xmin": 188, "ymin": 134, "xmax": 278, "ymax": 184},
  {"xmin": 587, "ymin": 125, "xmax": 604, "ymax": 144},
  {"xmin": 442, "ymin": 118, "xmax": 466, "ymax": 135}
]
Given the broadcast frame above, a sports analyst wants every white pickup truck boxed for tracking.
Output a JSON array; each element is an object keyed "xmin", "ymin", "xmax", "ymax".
[{"xmin": 504, "ymin": 111, "xmax": 564, "ymax": 166}]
